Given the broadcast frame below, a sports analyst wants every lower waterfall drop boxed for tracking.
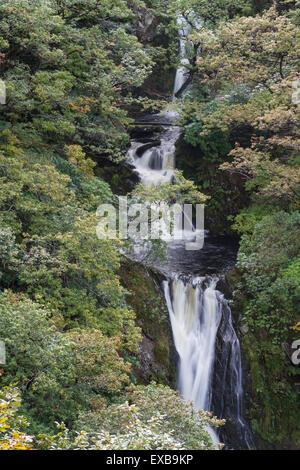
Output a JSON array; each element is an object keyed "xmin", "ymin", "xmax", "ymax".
[
  {"xmin": 163, "ymin": 277, "xmax": 221, "ymax": 446},
  {"xmin": 163, "ymin": 276, "xmax": 254, "ymax": 449},
  {"xmin": 163, "ymin": 277, "xmax": 220, "ymax": 411}
]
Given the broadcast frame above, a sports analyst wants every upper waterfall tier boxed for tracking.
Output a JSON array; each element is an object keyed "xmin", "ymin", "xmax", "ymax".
[
  {"xmin": 126, "ymin": 96, "xmax": 253, "ymax": 449},
  {"xmin": 127, "ymin": 120, "xmax": 180, "ymax": 187}
]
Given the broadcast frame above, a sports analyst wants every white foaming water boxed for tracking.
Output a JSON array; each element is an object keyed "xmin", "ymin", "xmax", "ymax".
[
  {"xmin": 173, "ymin": 15, "xmax": 191, "ymax": 99},
  {"xmin": 125, "ymin": 13, "xmax": 254, "ymax": 448},
  {"xmin": 173, "ymin": 14, "xmax": 202, "ymax": 99},
  {"xmin": 163, "ymin": 277, "xmax": 221, "ymax": 447},
  {"xmin": 127, "ymin": 125, "xmax": 180, "ymax": 187},
  {"xmin": 163, "ymin": 276, "xmax": 255, "ymax": 449},
  {"xmin": 127, "ymin": 122, "xmax": 205, "ymax": 249},
  {"xmin": 223, "ymin": 308, "xmax": 255, "ymax": 449}
]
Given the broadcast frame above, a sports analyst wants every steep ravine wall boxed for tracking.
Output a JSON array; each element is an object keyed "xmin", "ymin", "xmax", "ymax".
[
  {"xmin": 212, "ymin": 277, "xmax": 255, "ymax": 449},
  {"xmin": 119, "ymin": 258, "xmax": 177, "ymax": 387},
  {"xmin": 226, "ymin": 268, "xmax": 300, "ymax": 450},
  {"xmin": 175, "ymin": 135, "xmax": 250, "ymax": 236}
]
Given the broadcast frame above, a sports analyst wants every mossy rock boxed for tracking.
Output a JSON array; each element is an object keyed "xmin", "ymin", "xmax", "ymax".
[
  {"xmin": 175, "ymin": 135, "xmax": 250, "ymax": 236},
  {"xmin": 119, "ymin": 257, "xmax": 176, "ymax": 387},
  {"xmin": 229, "ymin": 281, "xmax": 300, "ymax": 449}
]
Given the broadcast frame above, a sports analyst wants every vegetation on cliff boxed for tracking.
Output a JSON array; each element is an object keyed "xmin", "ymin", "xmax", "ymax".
[
  {"xmin": 0, "ymin": 0, "xmax": 299, "ymax": 450},
  {"xmin": 174, "ymin": 0, "xmax": 300, "ymax": 448},
  {"xmin": 0, "ymin": 0, "xmax": 221, "ymax": 451}
]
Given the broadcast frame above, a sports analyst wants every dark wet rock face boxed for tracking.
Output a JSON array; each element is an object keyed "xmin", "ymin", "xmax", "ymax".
[
  {"xmin": 126, "ymin": 112, "xmax": 256, "ymax": 450},
  {"xmin": 136, "ymin": 140, "xmax": 161, "ymax": 157},
  {"xmin": 119, "ymin": 259, "xmax": 177, "ymax": 387},
  {"xmin": 212, "ymin": 298, "xmax": 256, "ymax": 449}
]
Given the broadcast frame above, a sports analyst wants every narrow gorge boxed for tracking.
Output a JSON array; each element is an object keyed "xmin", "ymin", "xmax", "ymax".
[
  {"xmin": 0, "ymin": 0, "xmax": 298, "ymax": 453},
  {"xmin": 127, "ymin": 68, "xmax": 255, "ymax": 447}
]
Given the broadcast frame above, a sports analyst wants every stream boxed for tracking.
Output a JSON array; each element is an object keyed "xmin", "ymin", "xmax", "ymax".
[
  {"xmin": 127, "ymin": 112, "xmax": 255, "ymax": 449},
  {"xmin": 126, "ymin": 22, "xmax": 255, "ymax": 449}
]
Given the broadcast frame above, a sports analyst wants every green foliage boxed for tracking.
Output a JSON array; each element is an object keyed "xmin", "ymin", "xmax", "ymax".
[
  {"xmin": 0, "ymin": 0, "xmax": 154, "ymax": 164},
  {"xmin": 0, "ymin": 292, "xmax": 137, "ymax": 431},
  {"xmin": 236, "ymin": 211, "xmax": 300, "ymax": 342},
  {"xmin": 230, "ymin": 204, "xmax": 276, "ymax": 236},
  {"xmin": 185, "ymin": 121, "xmax": 231, "ymax": 161},
  {"xmin": 171, "ymin": 0, "xmax": 254, "ymax": 28},
  {"xmin": 177, "ymin": 6, "xmax": 300, "ymax": 243},
  {"xmin": 17, "ymin": 217, "xmax": 136, "ymax": 338},
  {"xmin": 0, "ymin": 292, "xmax": 78, "ymax": 429},
  {"xmin": 74, "ymin": 382, "xmax": 224, "ymax": 450},
  {"xmin": 1, "ymin": 383, "xmax": 224, "ymax": 451},
  {"xmin": 193, "ymin": 7, "xmax": 300, "ymax": 92},
  {"xmin": 0, "ymin": 127, "xmax": 140, "ymax": 345},
  {"xmin": 229, "ymin": 211, "xmax": 300, "ymax": 445},
  {"xmin": 241, "ymin": 333, "xmax": 300, "ymax": 445},
  {"xmin": 0, "ymin": 386, "xmax": 34, "ymax": 450},
  {"xmin": 132, "ymin": 170, "xmax": 209, "ymax": 205},
  {"xmin": 0, "ymin": 124, "xmax": 141, "ymax": 435}
]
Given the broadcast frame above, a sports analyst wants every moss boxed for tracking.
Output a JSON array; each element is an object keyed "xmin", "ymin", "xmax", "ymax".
[
  {"xmin": 153, "ymin": 335, "xmax": 170, "ymax": 368},
  {"xmin": 246, "ymin": 337, "xmax": 300, "ymax": 448},
  {"xmin": 230, "ymin": 273, "xmax": 300, "ymax": 449},
  {"xmin": 95, "ymin": 164, "xmax": 138, "ymax": 196},
  {"xmin": 175, "ymin": 136, "xmax": 250, "ymax": 235},
  {"xmin": 119, "ymin": 257, "xmax": 176, "ymax": 387}
]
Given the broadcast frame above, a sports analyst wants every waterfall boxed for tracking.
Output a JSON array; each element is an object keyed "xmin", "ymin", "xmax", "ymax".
[
  {"xmin": 211, "ymin": 289, "xmax": 255, "ymax": 449},
  {"xmin": 173, "ymin": 15, "xmax": 192, "ymax": 98},
  {"xmin": 163, "ymin": 277, "xmax": 221, "ymax": 446},
  {"xmin": 126, "ymin": 116, "xmax": 254, "ymax": 447},
  {"xmin": 173, "ymin": 14, "xmax": 202, "ymax": 99},
  {"xmin": 164, "ymin": 277, "xmax": 220, "ymax": 410},
  {"xmin": 163, "ymin": 276, "xmax": 255, "ymax": 449},
  {"xmin": 126, "ymin": 13, "xmax": 255, "ymax": 450},
  {"xmin": 127, "ymin": 125, "xmax": 180, "ymax": 187}
]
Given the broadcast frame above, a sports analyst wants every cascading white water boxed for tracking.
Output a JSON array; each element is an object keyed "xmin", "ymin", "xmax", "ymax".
[
  {"xmin": 163, "ymin": 277, "xmax": 221, "ymax": 446},
  {"xmin": 173, "ymin": 15, "xmax": 192, "ymax": 99},
  {"xmin": 127, "ymin": 125, "xmax": 180, "ymax": 187},
  {"xmin": 163, "ymin": 276, "xmax": 255, "ymax": 449},
  {"xmin": 125, "ymin": 13, "xmax": 254, "ymax": 449},
  {"xmin": 164, "ymin": 277, "xmax": 220, "ymax": 409},
  {"xmin": 219, "ymin": 302, "xmax": 255, "ymax": 449},
  {"xmin": 173, "ymin": 14, "xmax": 202, "ymax": 99}
]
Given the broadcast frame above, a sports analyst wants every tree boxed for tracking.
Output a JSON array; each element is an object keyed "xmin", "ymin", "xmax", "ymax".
[
  {"xmin": 0, "ymin": 0, "xmax": 154, "ymax": 164},
  {"xmin": 216, "ymin": 76, "xmax": 300, "ymax": 208},
  {"xmin": 74, "ymin": 383, "xmax": 225, "ymax": 450},
  {"xmin": 179, "ymin": 8, "xmax": 300, "ymax": 209},
  {"xmin": 192, "ymin": 7, "xmax": 300, "ymax": 94},
  {"xmin": 66, "ymin": 328, "xmax": 132, "ymax": 397},
  {"xmin": 221, "ymin": 145, "xmax": 300, "ymax": 207},
  {"xmin": 172, "ymin": 0, "xmax": 254, "ymax": 28},
  {"xmin": 0, "ymin": 292, "xmax": 78, "ymax": 428},
  {"xmin": 132, "ymin": 170, "xmax": 209, "ymax": 205},
  {"xmin": 0, "ymin": 386, "xmax": 34, "ymax": 450},
  {"xmin": 236, "ymin": 210, "xmax": 300, "ymax": 341},
  {"xmin": 0, "ymin": 291, "xmax": 139, "ymax": 430}
]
